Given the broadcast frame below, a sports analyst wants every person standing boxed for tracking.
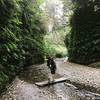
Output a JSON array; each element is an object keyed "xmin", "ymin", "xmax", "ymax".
[{"xmin": 47, "ymin": 56, "xmax": 57, "ymax": 82}]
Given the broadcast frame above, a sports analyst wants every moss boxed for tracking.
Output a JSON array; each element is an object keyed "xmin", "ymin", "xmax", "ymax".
[
  {"xmin": 0, "ymin": 0, "xmax": 45, "ymax": 93},
  {"xmin": 65, "ymin": 1, "xmax": 100, "ymax": 65}
]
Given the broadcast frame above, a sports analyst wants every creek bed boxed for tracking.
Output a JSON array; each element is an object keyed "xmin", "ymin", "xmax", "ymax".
[{"xmin": 1, "ymin": 62, "xmax": 100, "ymax": 100}]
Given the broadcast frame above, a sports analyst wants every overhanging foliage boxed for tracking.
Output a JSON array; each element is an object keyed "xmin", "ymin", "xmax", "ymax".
[{"xmin": 0, "ymin": 0, "xmax": 45, "ymax": 92}]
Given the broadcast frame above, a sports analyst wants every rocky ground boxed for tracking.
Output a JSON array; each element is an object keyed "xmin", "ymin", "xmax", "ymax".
[
  {"xmin": 0, "ymin": 59, "xmax": 100, "ymax": 100},
  {"xmin": 57, "ymin": 59, "xmax": 100, "ymax": 93}
]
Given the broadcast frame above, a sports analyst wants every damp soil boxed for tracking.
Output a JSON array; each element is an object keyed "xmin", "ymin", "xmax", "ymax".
[{"xmin": 1, "ymin": 59, "xmax": 100, "ymax": 100}]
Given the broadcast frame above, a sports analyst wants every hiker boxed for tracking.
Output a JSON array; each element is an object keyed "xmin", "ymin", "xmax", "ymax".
[{"xmin": 47, "ymin": 56, "xmax": 57, "ymax": 82}]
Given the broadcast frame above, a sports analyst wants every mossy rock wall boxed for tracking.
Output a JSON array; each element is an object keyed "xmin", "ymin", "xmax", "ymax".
[
  {"xmin": 0, "ymin": 0, "xmax": 45, "ymax": 92},
  {"xmin": 67, "ymin": 1, "xmax": 100, "ymax": 64}
]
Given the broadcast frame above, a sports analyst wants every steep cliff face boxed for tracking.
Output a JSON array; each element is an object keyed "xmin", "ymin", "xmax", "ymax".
[
  {"xmin": 67, "ymin": 0, "xmax": 100, "ymax": 64},
  {"xmin": 0, "ymin": 0, "xmax": 45, "ymax": 92}
]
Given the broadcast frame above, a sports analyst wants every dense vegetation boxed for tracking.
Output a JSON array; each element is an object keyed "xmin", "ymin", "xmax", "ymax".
[
  {"xmin": 44, "ymin": 27, "xmax": 68, "ymax": 58},
  {"xmin": 0, "ymin": 0, "xmax": 45, "ymax": 92},
  {"xmin": 41, "ymin": 0, "xmax": 69, "ymax": 58},
  {"xmin": 65, "ymin": 0, "xmax": 100, "ymax": 64},
  {"xmin": 1, "ymin": 0, "xmax": 100, "ymax": 94}
]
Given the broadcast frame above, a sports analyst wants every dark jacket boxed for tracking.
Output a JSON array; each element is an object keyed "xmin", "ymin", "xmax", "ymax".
[{"xmin": 47, "ymin": 58, "xmax": 56, "ymax": 74}]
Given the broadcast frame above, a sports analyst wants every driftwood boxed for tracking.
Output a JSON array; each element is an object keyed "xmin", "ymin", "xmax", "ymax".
[{"xmin": 35, "ymin": 77, "xmax": 67, "ymax": 86}]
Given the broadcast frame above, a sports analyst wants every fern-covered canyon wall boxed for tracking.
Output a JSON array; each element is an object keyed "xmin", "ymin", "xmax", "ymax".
[
  {"xmin": 66, "ymin": 0, "xmax": 100, "ymax": 64},
  {"xmin": 0, "ymin": 0, "xmax": 45, "ymax": 92}
]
